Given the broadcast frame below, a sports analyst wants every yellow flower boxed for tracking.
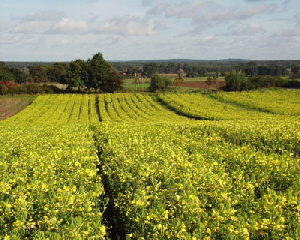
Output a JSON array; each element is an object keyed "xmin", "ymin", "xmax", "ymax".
[
  {"xmin": 100, "ymin": 225, "xmax": 106, "ymax": 233},
  {"xmin": 5, "ymin": 203, "xmax": 12, "ymax": 208}
]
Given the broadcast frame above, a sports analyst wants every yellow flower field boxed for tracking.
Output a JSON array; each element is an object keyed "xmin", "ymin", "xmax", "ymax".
[{"xmin": 1, "ymin": 91, "xmax": 299, "ymax": 239}]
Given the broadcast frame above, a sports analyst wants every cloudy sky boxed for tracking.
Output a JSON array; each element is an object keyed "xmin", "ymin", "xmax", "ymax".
[{"xmin": 1, "ymin": 0, "xmax": 299, "ymax": 61}]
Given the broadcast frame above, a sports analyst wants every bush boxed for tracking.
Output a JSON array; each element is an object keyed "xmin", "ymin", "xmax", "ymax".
[
  {"xmin": 6, "ymin": 84, "xmax": 62, "ymax": 95},
  {"xmin": 0, "ymin": 84, "xmax": 9, "ymax": 95},
  {"xmin": 186, "ymin": 72, "xmax": 198, "ymax": 78},
  {"xmin": 225, "ymin": 74, "xmax": 297, "ymax": 92},
  {"xmin": 0, "ymin": 81, "xmax": 17, "ymax": 95},
  {"xmin": 225, "ymin": 72, "xmax": 252, "ymax": 91},
  {"xmin": 149, "ymin": 74, "xmax": 172, "ymax": 92},
  {"xmin": 285, "ymin": 80, "xmax": 300, "ymax": 88},
  {"xmin": 249, "ymin": 76, "xmax": 286, "ymax": 89}
]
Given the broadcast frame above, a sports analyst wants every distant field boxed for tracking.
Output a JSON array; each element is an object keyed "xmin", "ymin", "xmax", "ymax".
[
  {"xmin": 122, "ymin": 76, "xmax": 226, "ymax": 91},
  {"xmin": 184, "ymin": 76, "xmax": 226, "ymax": 82},
  {"xmin": 0, "ymin": 95, "xmax": 36, "ymax": 120},
  {"xmin": 123, "ymin": 78, "xmax": 150, "ymax": 91}
]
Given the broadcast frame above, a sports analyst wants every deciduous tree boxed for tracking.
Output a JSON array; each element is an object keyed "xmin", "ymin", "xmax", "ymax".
[
  {"xmin": 149, "ymin": 74, "xmax": 171, "ymax": 92},
  {"xmin": 86, "ymin": 53, "xmax": 123, "ymax": 92},
  {"xmin": 143, "ymin": 63, "xmax": 158, "ymax": 77},
  {"xmin": 64, "ymin": 59, "xmax": 87, "ymax": 91},
  {"xmin": 29, "ymin": 65, "xmax": 48, "ymax": 83}
]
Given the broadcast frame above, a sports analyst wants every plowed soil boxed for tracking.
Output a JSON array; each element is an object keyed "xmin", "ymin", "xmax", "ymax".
[
  {"xmin": 0, "ymin": 97, "xmax": 35, "ymax": 121},
  {"xmin": 178, "ymin": 81, "xmax": 226, "ymax": 89}
]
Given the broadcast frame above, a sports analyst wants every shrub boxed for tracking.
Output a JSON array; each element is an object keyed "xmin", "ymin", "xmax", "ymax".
[
  {"xmin": 225, "ymin": 72, "xmax": 252, "ymax": 91},
  {"xmin": 149, "ymin": 74, "xmax": 172, "ymax": 92},
  {"xmin": 7, "ymin": 84, "xmax": 62, "ymax": 95},
  {"xmin": 249, "ymin": 76, "xmax": 286, "ymax": 89},
  {"xmin": 0, "ymin": 81, "xmax": 16, "ymax": 95},
  {"xmin": 285, "ymin": 80, "xmax": 300, "ymax": 88}
]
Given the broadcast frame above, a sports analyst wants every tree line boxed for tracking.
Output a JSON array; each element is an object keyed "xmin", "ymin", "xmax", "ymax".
[
  {"xmin": 112, "ymin": 60, "xmax": 300, "ymax": 78},
  {"xmin": 1, "ymin": 56, "xmax": 300, "ymax": 94},
  {"xmin": 225, "ymin": 72, "xmax": 300, "ymax": 91},
  {"xmin": 0, "ymin": 53, "xmax": 123, "ymax": 94}
]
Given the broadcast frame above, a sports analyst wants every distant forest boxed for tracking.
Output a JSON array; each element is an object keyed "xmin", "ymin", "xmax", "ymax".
[
  {"xmin": 1, "ymin": 57, "xmax": 300, "ymax": 94},
  {"xmin": 4, "ymin": 59, "xmax": 300, "ymax": 78}
]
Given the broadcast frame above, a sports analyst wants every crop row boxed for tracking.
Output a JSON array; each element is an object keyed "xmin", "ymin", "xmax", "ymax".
[
  {"xmin": 98, "ymin": 93, "xmax": 188, "ymax": 122},
  {"xmin": 6, "ymin": 94, "xmax": 190, "ymax": 124},
  {"xmin": 213, "ymin": 89, "xmax": 300, "ymax": 116},
  {"xmin": 157, "ymin": 93, "xmax": 297, "ymax": 120},
  {"xmin": 0, "ymin": 123, "xmax": 106, "ymax": 239},
  {"xmin": 199, "ymin": 119, "xmax": 300, "ymax": 157},
  {"xmin": 95, "ymin": 121, "xmax": 300, "ymax": 239},
  {"xmin": 6, "ymin": 94, "xmax": 99, "ymax": 125},
  {"xmin": 2, "ymin": 91, "xmax": 300, "ymax": 239},
  {"xmin": 5, "ymin": 91, "xmax": 300, "ymax": 124}
]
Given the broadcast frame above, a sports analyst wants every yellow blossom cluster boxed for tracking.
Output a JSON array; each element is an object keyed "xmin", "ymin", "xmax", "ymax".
[
  {"xmin": 158, "ymin": 91, "xmax": 300, "ymax": 120},
  {"xmin": 1, "ymin": 90, "xmax": 299, "ymax": 239},
  {"xmin": 98, "ymin": 93, "xmax": 189, "ymax": 122},
  {"xmin": 96, "ymin": 120, "xmax": 300, "ymax": 239},
  {"xmin": 214, "ymin": 89, "xmax": 300, "ymax": 116},
  {"xmin": 0, "ymin": 123, "xmax": 106, "ymax": 239}
]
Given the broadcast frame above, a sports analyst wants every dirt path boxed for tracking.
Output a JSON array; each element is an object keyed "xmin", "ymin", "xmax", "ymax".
[{"xmin": 0, "ymin": 97, "xmax": 35, "ymax": 121}]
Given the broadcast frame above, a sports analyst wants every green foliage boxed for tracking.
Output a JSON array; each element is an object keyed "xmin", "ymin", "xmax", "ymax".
[
  {"xmin": 86, "ymin": 53, "xmax": 123, "ymax": 93},
  {"xmin": 100, "ymin": 69, "xmax": 123, "ymax": 93},
  {"xmin": 86, "ymin": 53, "xmax": 112, "ymax": 90},
  {"xmin": 226, "ymin": 73, "xmax": 299, "ymax": 91},
  {"xmin": 206, "ymin": 76, "xmax": 213, "ymax": 85},
  {"xmin": 29, "ymin": 65, "xmax": 48, "ymax": 83},
  {"xmin": 8, "ymin": 84, "xmax": 62, "ymax": 95},
  {"xmin": 0, "ymin": 62, "xmax": 16, "ymax": 82},
  {"xmin": 149, "ymin": 74, "xmax": 172, "ymax": 92},
  {"xmin": 225, "ymin": 71, "xmax": 252, "ymax": 91},
  {"xmin": 143, "ymin": 63, "xmax": 158, "ymax": 77},
  {"xmin": 174, "ymin": 69, "xmax": 185, "ymax": 86},
  {"xmin": 249, "ymin": 76, "xmax": 286, "ymax": 89},
  {"xmin": 285, "ymin": 79, "xmax": 300, "ymax": 88},
  {"xmin": 64, "ymin": 59, "xmax": 87, "ymax": 90},
  {"xmin": 63, "ymin": 53, "xmax": 123, "ymax": 93},
  {"xmin": 186, "ymin": 72, "xmax": 198, "ymax": 78},
  {"xmin": 46, "ymin": 63, "xmax": 68, "ymax": 83}
]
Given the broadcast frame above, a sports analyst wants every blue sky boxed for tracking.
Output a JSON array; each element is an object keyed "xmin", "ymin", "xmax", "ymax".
[{"xmin": 1, "ymin": 0, "xmax": 299, "ymax": 61}]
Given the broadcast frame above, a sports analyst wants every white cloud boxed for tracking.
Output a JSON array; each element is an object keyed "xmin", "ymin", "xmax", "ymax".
[
  {"xmin": 0, "ymin": 35, "xmax": 22, "ymax": 44},
  {"xmin": 48, "ymin": 18, "xmax": 89, "ymax": 34},
  {"xmin": 9, "ymin": 11, "xmax": 66, "ymax": 34},
  {"xmin": 11, "ymin": 21, "xmax": 48, "ymax": 34},
  {"xmin": 201, "ymin": 9, "xmax": 232, "ymax": 26},
  {"xmin": 22, "ymin": 11, "xmax": 65, "ymax": 22},
  {"xmin": 275, "ymin": 28, "xmax": 300, "ymax": 37},
  {"xmin": 52, "ymin": 38, "xmax": 72, "ymax": 47},
  {"xmin": 202, "ymin": 36, "xmax": 215, "ymax": 42},
  {"xmin": 238, "ymin": 4, "xmax": 276, "ymax": 19},
  {"xmin": 246, "ymin": 0, "xmax": 270, "ymax": 2},
  {"xmin": 222, "ymin": 22, "xmax": 266, "ymax": 36},
  {"xmin": 95, "ymin": 16, "xmax": 156, "ymax": 36},
  {"xmin": 165, "ymin": 1, "xmax": 213, "ymax": 19},
  {"xmin": 148, "ymin": 1, "xmax": 233, "ymax": 30},
  {"xmin": 196, "ymin": 35, "xmax": 223, "ymax": 48},
  {"xmin": 0, "ymin": 0, "xmax": 297, "ymax": 61},
  {"xmin": 147, "ymin": 3, "xmax": 171, "ymax": 15},
  {"xmin": 0, "ymin": 19, "xmax": 8, "ymax": 31},
  {"xmin": 142, "ymin": 0, "xmax": 156, "ymax": 6}
]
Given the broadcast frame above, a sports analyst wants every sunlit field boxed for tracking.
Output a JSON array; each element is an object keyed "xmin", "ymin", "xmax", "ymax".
[{"xmin": 1, "ymin": 90, "xmax": 300, "ymax": 239}]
